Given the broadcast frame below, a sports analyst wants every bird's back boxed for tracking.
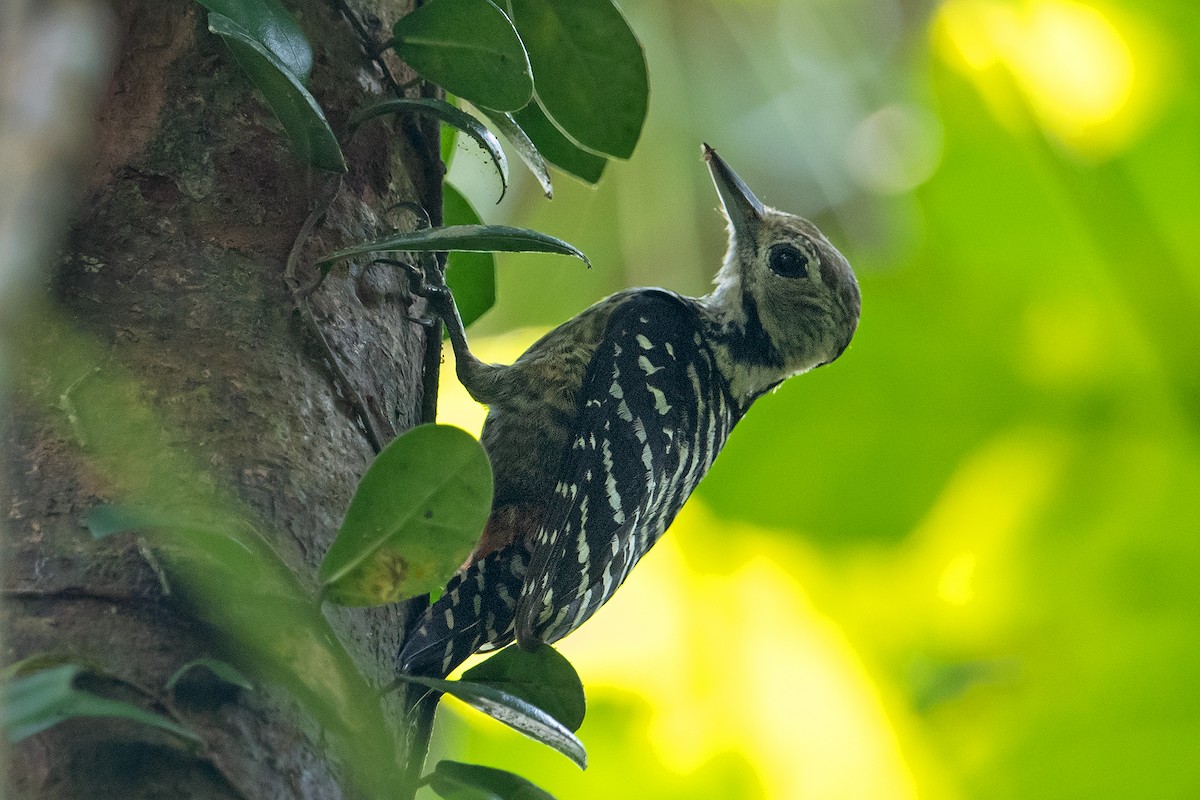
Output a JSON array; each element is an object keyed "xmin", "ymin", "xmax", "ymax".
[{"xmin": 399, "ymin": 290, "xmax": 742, "ymax": 676}]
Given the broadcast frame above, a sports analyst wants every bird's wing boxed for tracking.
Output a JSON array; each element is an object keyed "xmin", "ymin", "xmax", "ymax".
[{"xmin": 514, "ymin": 290, "xmax": 740, "ymax": 647}]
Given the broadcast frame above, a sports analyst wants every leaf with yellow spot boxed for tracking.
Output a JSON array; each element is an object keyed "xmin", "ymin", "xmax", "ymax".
[{"xmin": 320, "ymin": 424, "xmax": 493, "ymax": 607}]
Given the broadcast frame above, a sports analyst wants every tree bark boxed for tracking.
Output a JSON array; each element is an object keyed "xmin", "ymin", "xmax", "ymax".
[{"xmin": 3, "ymin": 1, "xmax": 436, "ymax": 797}]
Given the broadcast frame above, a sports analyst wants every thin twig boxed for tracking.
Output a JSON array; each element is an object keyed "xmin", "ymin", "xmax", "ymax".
[
  {"xmin": 401, "ymin": 692, "xmax": 440, "ymax": 800},
  {"xmin": 325, "ymin": 2, "xmax": 449, "ymax": 788},
  {"xmin": 329, "ymin": 0, "xmax": 404, "ymax": 95},
  {"xmin": 283, "ymin": 174, "xmax": 341, "ymax": 297},
  {"xmin": 417, "ymin": 250, "xmax": 447, "ymax": 425},
  {"xmin": 420, "ymin": 317, "xmax": 442, "ymax": 425},
  {"xmin": 306, "ymin": 297, "xmax": 388, "ymax": 453},
  {"xmin": 285, "ymin": 175, "xmax": 390, "ymax": 454}
]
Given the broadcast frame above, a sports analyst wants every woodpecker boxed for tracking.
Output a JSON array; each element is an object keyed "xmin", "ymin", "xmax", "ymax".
[{"xmin": 399, "ymin": 144, "xmax": 860, "ymax": 678}]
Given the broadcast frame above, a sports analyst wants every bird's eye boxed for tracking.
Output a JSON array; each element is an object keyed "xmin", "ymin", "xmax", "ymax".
[{"xmin": 768, "ymin": 244, "xmax": 809, "ymax": 278}]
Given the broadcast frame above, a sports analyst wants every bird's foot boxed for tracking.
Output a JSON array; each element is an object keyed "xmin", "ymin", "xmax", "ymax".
[{"xmin": 371, "ymin": 258, "xmax": 455, "ymax": 318}]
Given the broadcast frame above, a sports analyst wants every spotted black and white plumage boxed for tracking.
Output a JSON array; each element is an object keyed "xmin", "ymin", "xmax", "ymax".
[{"xmin": 398, "ymin": 145, "xmax": 861, "ymax": 678}]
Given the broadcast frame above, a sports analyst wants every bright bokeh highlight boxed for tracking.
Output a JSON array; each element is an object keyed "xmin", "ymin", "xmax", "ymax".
[{"xmin": 935, "ymin": 0, "xmax": 1163, "ymax": 157}]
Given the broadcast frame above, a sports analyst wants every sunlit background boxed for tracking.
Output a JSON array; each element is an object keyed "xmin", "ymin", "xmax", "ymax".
[{"xmin": 431, "ymin": 0, "xmax": 1200, "ymax": 797}]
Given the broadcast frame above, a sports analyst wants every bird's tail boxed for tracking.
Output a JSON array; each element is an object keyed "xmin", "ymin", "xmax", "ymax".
[{"xmin": 397, "ymin": 547, "xmax": 524, "ymax": 678}]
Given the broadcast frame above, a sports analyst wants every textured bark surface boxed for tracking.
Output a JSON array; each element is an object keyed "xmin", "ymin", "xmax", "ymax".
[{"xmin": 3, "ymin": 1, "xmax": 435, "ymax": 797}]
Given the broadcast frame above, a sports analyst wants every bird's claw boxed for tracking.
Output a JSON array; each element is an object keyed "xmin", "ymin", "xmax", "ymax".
[
  {"xmin": 404, "ymin": 314, "xmax": 437, "ymax": 328},
  {"xmin": 406, "ymin": 281, "xmax": 453, "ymax": 313},
  {"xmin": 421, "ymin": 283, "xmax": 453, "ymax": 314},
  {"xmin": 372, "ymin": 258, "xmax": 453, "ymax": 309},
  {"xmin": 372, "ymin": 258, "xmax": 430, "ymax": 298},
  {"xmin": 367, "ymin": 258, "xmax": 455, "ymax": 324}
]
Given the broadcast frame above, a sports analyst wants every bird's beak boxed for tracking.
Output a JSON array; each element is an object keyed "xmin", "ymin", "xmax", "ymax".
[{"xmin": 703, "ymin": 143, "xmax": 764, "ymax": 245}]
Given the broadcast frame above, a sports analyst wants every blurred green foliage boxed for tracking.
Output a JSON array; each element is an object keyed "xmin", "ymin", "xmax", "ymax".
[
  {"xmin": 12, "ymin": 315, "xmax": 403, "ymax": 799},
  {"xmin": 438, "ymin": 0, "xmax": 1200, "ymax": 797}
]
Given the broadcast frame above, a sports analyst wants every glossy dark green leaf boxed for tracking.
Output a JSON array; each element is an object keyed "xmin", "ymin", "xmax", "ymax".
[
  {"xmin": 443, "ymin": 184, "xmax": 497, "ymax": 328},
  {"xmin": 462, "ymin": 644, "xmax": 584, "ymax": 732},
  {"xmin": 428, "ymin": 761, "xmax": 557, "ymax": 800},
  {"xmin": 317, "ymin": 224, "xmax": 591, "ymax": 271},
  {"xmin": 480, "ymin": 109, "xmax": 553, "ymax": 198},
  {"xmin": 3, "ymin": 665, "xmax": 201, "ymax": 744},
  {"xmin": 165, "ymin": 658, "xmax": 254, "ymax": 693},
  {"xmin": 352, "ymin": 98, "xmax": 508, "ymax": 201},
  {"xmin": 208, "ymin": 12, "xmax": 345, "ymax": 172},
  {"xmin": 195, "ymin": 0, "xmax": 311, "ymax": 80},
  {"xmin": 504, "ymin": 0, "xmax": 647, "ymax": 159},
  {"xmin": 392, "ymin": 0, "xmax": 532, "ymax": 112},
  {"xmin": 510, "ymin": 101, "xmax": 606, "ymax": 185},
  {"xmin": 396, "ymin": 674, "xmax": 587, "ymax": 768},
  {"xmin": 319, "ymin": 425, "xmax": 492, "ymax": 607}
]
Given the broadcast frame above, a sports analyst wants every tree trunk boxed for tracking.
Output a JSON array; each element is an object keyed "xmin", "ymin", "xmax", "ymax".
[{"xmin": 3, "ymin": 1, "xmax": 436, "ymax": 797}]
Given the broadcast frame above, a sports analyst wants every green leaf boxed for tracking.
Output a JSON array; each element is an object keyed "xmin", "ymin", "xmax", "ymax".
[
  {"xmin": 317, "ymin": 224, "xmax": 591, "ymax": 271},
  {"xmin": 194, "ymin": 0, "xmax": 312, "ymax": 80},
  {"xmin": 319, "ymin": 424, "xmax": 493, "ymax": 607},
  {"xmin": 504, "ymin": 0, "xmax": 647, "ymax": 159},
  {"xmin": 510, "ymin": 101, "xmax": 606, "ymax": 185},
  {"xmin": 2, "ymin": 653, "xmax": 77, "ymax": 681},
  {"xmin": 428, "ymin": 761, "xmax": 556, "ymax": 800},
  {"xmin": 462, "ymin": 644, "xmax": 584, "ymax": 732},
  {"xmin": 442, "ymin": 96, "xmax": 460, "ymax": 169},
  {"xmin": 443, "ymin": 184, "xmax": 497, "ymax": 328},
  {"xmin": 392, "ymin": 0, "xmax": 532, "ymax": 113},
  {"xmin": 395, "ymin": 674, "xmax": 587, "ymax": 768},
  {"xmin": 3, "ymin": 665, "xmax": 201, "ymax": 744},
  {"xmin": 208, "ymin": 12, "xmax": 346, "ymax": 172},
  {"xmin": 480, "ymin": 109, "xmax": 554, "ymax": 198},
  {"xmin": 352, "ymin": 98, "xmax": 508, "ymax": 201},
  {"xmin": 166, "ymin": 658, "xmax": 254, "ymax": 693}
]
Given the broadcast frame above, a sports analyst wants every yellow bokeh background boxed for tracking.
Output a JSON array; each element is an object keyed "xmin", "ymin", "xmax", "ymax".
[{"xmin": 428, "ymin": 0, "xmax": 1200, "ymax": 797}]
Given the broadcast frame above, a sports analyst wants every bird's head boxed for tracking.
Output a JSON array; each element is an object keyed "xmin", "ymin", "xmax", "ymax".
[{"xmin": 702, "ymin": 144, "xmax": 861, "ymax": 399}]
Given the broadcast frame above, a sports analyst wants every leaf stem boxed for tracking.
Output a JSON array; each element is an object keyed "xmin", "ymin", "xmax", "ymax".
[{"xmin": 400, "ymin": 691, "xmax": 441, "ymax": 800}]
